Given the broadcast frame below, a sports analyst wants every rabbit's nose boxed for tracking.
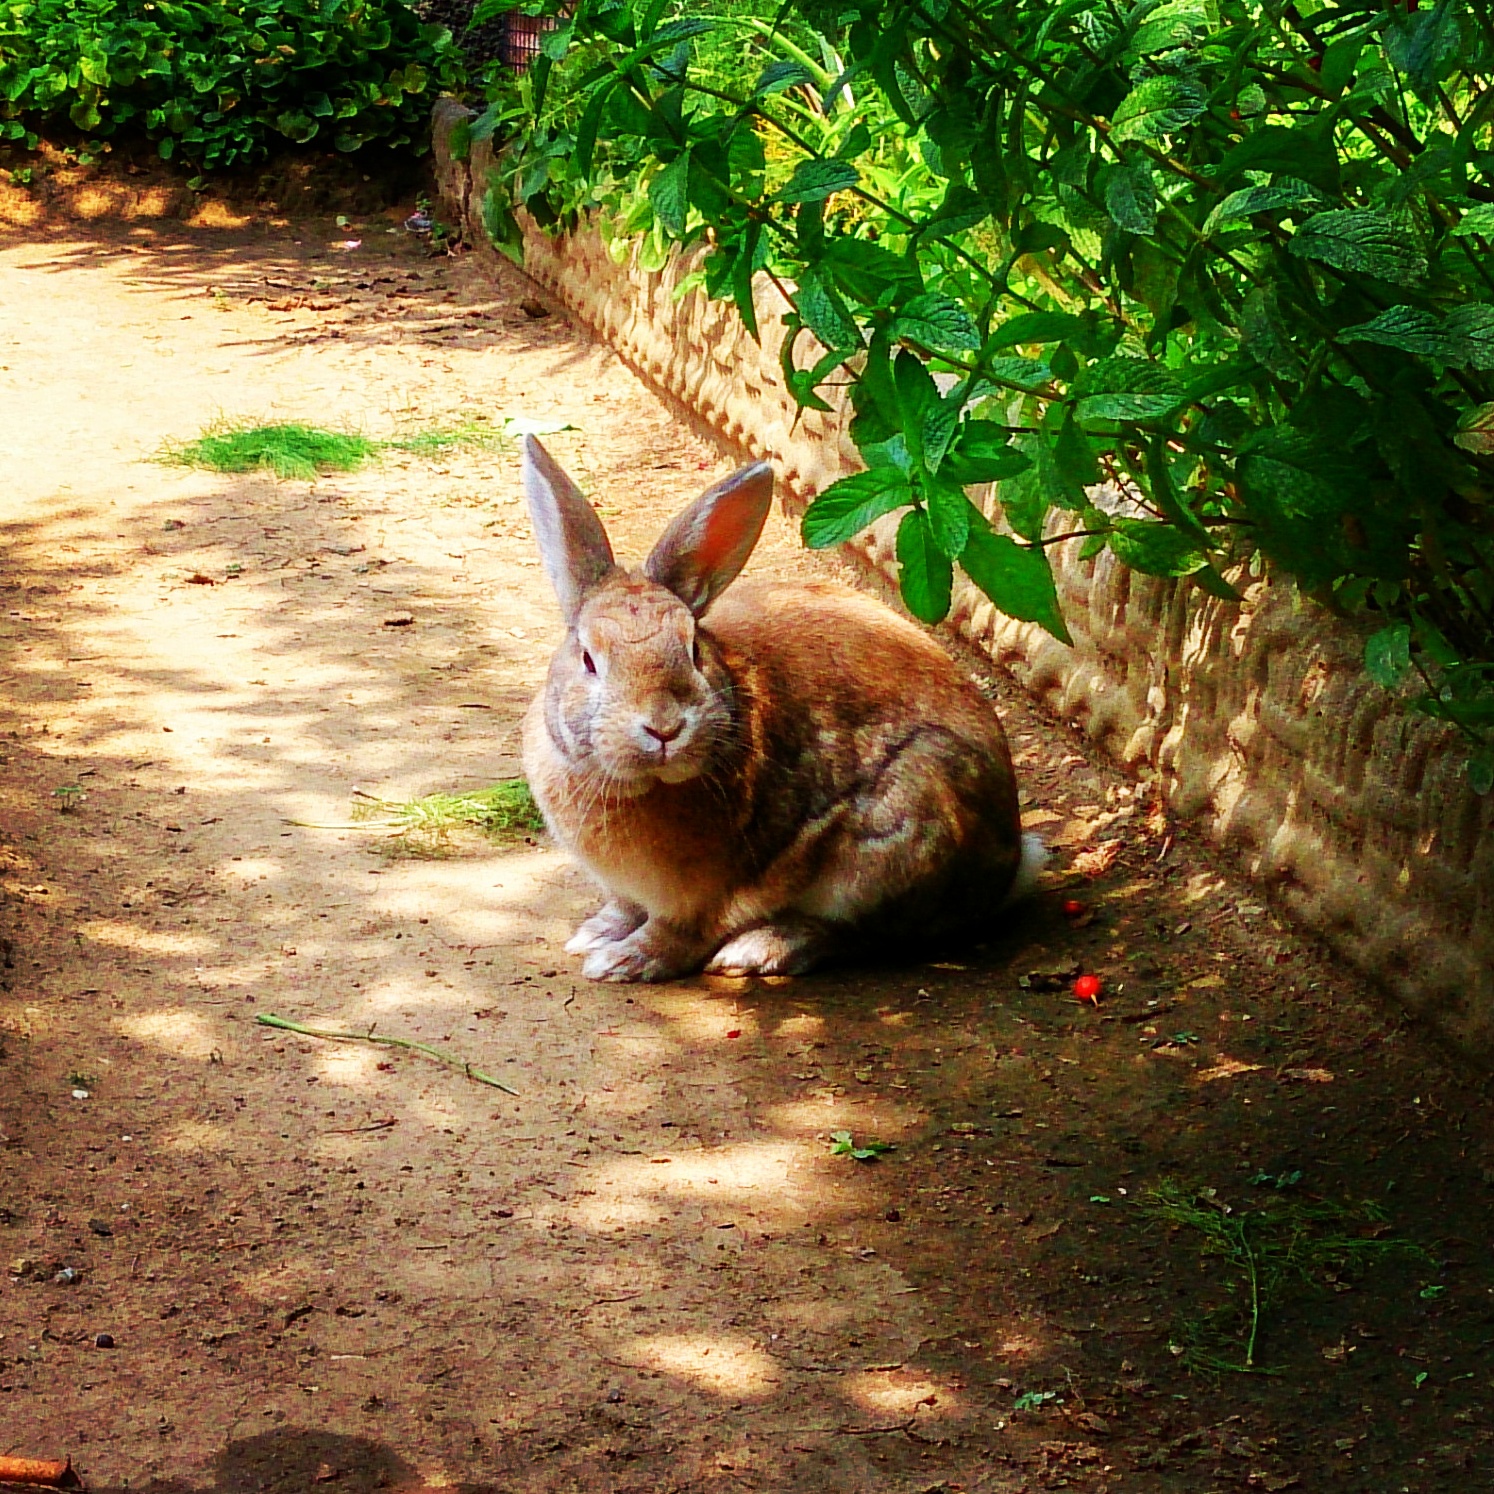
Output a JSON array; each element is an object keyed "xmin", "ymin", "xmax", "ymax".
[{"xmin": 642, "ymin": 720, "xmax": 684, "ymax": 745}]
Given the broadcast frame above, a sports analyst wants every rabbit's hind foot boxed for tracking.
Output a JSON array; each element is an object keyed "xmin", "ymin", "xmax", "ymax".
[{"xmin": 705, "ymin": 917, "xmax": 835, "ymax": 977}]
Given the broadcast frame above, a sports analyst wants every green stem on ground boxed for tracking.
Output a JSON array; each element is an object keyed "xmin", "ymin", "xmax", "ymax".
[{"xmin": 255, "ymin": 1013, "xmax": 520, "ymax": 1095}]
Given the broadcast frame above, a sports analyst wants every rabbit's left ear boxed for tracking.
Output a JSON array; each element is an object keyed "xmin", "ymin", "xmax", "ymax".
[
  {"xmin": 644, "ymin": 462, "xmax": 774, "ymax": 616},
  {"xmin": 523, "ymin": 435, "xmax": 616, "ymax": 623}
]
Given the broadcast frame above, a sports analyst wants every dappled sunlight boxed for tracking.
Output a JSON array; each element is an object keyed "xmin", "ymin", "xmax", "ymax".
[
  {"xmin": 219, "ymin": 858, "xmax": 284, "ymax": 884},
  {"xmin": 991, "ymin": 1328, "xmax": 1049, "ymax": 1361},
  {"xmin": 82, "ymin": 919, "xmax": 215, "ymax": 956},
  {"xmin": 646, "ymin": 989, "xmax": 760, "ymax": 1042},
  {"xmin": 771, "ymin": 1012, "xmax": 827, "ymax": 1039},
  {"xmin": 840, "ymin": 1372, "xmax": 956, "ymax": 1419},
  {"xmin": 312, "ymin": 1045, "xmax": 384, "ymax": 1088},
  {"xmin": 762, "ymin": 1096, "xmax": 920, "ymax": 1136},
  {"xmin": 117, "ymin": 1007, "xmax": 234, "ymax": 1062},
  {"xmin": 593, "ymin": 1140, "xmax": 802, "ymax": 1202},
  {"xmin": 359, "ymin": 851, "xmax": 577, "ymax": 944},
  {"xmin": 622, "ymin": 1333, "xmax": 780, "ymax": 1399}
]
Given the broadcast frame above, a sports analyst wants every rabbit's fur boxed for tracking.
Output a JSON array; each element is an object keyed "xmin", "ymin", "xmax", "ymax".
[{"xmin": 520, "ymin": 436, "xmax": 1032, "ymax": 982}]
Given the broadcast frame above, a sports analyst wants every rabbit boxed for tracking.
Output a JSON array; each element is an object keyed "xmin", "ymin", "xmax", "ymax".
[{"xmin": 520, "ymin": 435, "xmax": 1043, "ymax": 982}]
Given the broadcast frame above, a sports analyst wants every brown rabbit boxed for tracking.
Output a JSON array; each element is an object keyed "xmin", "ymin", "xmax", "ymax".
[{"xmin": 520, "ymin": 436, "xmax": 1040, "ymax": 981}]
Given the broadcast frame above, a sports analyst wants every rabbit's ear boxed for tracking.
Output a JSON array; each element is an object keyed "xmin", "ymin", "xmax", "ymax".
[
  {"xmin": 523, "ymin": 436, "xmax": 616, "ymax": 622},
  {"xmin": 644, "ymin": 462, "xmax": 774, "ymax": 615}
]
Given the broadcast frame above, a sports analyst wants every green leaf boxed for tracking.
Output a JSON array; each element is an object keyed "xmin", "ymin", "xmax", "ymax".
[
  {"xmin": 823, "ymin": 237, "xmax": 923, "ymax": 306},
  {"xmin": 1105, "ymin": 161, "xmax": 1156, "ymax": 235},
  {"xmin": 960, "ymin": 527, "xmax": 1071, "ymax": 644},
  {"xmin": 896, "ymin": 508, "xmax": 953, "ymax": 623},
  {"xmin": 1242, "ymin": 286, "xmax": 1304, "ymax": 380},
  {"xmin": 802, "ymin": 469, "xmax": 911, "ymax": 548},
  {"xmin": 1289, "ymin": 210, "xmax": 1429, "ymax": 288},
  {"xmin": 1339, "ymin": 305, "xmax": 1464, "ymax": 361},
  {"xmin": 942, "ymin": 420, "xmax": 1034, "ymax": 485},
  {"xmin": 926, "ymin": 483, "xmax": 975, "ymax": 559},
  {"xmin": 1190, "ymin": 564, "xmax": 1244, "ymax": 603},
  {"xmin": 648, "ymin": 151, "xmax": 691, "ymax": 238},
  {"xmin": 774, "ymin": 159, "xmax": 858, "ymax": 205},
  {"xmin": 1455, "ymin": 401, "xmax": 1494, "ymax": 454},
  {"xmin": 1073, "ymin": 358, "xmax": 1185, "ymax": 424},
  {"xmin": 1110, "ymin": 75, "xmax": 1206, "ymax": 143},
  {"xmin": 1217, "ymin": 121, "xmax": 1341, "ymax": 195},
  {"xmin": 828, "ymin": 1129, "xmax": 894, "ymax": 1160},
  {"xmin": 890, "ymin": 292, "xmax": 981, "ymax": 353},
  {"xmin": 1106, "ymin": 518, "xmax": 1208, "ymax": 577},
  {"xmin": 986, "ymin": 311, "xmax": 1088, "ymax": 349},
  {"xmin": 1365, "ymin": 622, "xmax": 1412, "ymax": 688},
  {"xmin": 1054, "ymin": 410, "xmax": 1100, "ymax": 493},
  {"xmin": 275, "ymin": 110, "xmax": 320, "ymax": 145},
  {"xmin": 754, "ymin": 60, "xmax": 815, "ymax": 98},
  {"xmin": 1237, "ymin": 427, "xmax": 1388, "ymax": 585},
  {"xmin": 1452, "ymin": 203, "xmax": 1494, "ymax": 238},
  {"xmin": 796, "ymin": 264, "xmax": 863, "ymax": 351},
  {"xmin": 1203, "ymin": 176, "xmax": 1325, "ymax": 236},
  {"xmin": 1444, "ymin": 305, "xmax": 1494, "ymax": 369}
]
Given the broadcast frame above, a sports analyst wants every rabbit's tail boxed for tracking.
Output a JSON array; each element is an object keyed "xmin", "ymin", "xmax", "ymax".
[{"xmin": 1003, "ymin": 832, "xmax": 1048, "ymax": 908}]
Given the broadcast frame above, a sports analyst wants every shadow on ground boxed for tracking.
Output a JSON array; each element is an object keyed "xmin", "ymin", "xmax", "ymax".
[{"xmin": 1, "ymin": 219, "xmax": 1491, "ymax": 1494}]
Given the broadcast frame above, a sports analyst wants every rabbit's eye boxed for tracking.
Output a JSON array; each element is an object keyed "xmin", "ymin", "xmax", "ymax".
[{"xmin": 582, "ymin": 650, "xmax": 597, "ymax": 675}]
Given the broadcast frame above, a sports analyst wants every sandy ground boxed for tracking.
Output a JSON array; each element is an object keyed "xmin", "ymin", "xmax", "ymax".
[{"xmin": 1, "ymin": 210, "xmax": 1492, "ymax": 1494}]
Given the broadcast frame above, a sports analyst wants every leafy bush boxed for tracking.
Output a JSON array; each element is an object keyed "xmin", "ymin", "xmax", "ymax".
[
  {"xmin": 479, "ymin": 0, "xmax": 1494, "ymax": 789},
  {"xmin": 0, "ymin": 0, "xmax": 462, "ymax": 167}
]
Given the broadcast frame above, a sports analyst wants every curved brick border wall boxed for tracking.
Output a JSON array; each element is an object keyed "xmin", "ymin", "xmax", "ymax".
[{"xmin": 434, "ymin": 101, "xmax": 1494, "ymax": 1063}]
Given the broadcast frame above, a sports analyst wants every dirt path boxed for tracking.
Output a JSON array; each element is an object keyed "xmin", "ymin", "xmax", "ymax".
[{"xmin": 1, "ymin": 212, "xmax": 1491, "ymax": 1494}]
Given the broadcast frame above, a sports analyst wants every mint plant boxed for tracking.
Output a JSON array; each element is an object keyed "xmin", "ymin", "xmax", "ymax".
[{"xmin": 475, "ymin": 0, "xmax": 1494, "ymax": 787}]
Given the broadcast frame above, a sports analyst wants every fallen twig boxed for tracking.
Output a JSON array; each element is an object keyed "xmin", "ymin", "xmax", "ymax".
[
  {"xmin": 255, "ymin": 1014, "xmax": 519, "ymax": 1095},
  {"xmin": 0, "ymin": 1455, "xmax": 81, "ymax": 1488}
]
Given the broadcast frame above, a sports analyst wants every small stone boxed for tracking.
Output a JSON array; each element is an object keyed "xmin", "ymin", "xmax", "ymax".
[
  {"xmin": 884, "ymin": 1208, "xmax": 902, "ymax": 1223},
  {"xmin": 604, "ymin": 1387, "xmax": 624, "ymax": 1404},
  {"xmin": 53, "ymin": 1266, "xmax": 80, "ymax": 1285},
  {"xmin": 8, "ymin": 1257, "xmax": 36, "ymax": 1279},
  {"xmin": 88, "ymin": 1218, "xmax": 113, "ymax": 1237},
  {"xmin": 72, "ymin": 1088, "xmax": 90, "ymax": 1100},
  {"xmin": 94, "ymin": 1332, "xmax": 115, "ymax": 1348}
]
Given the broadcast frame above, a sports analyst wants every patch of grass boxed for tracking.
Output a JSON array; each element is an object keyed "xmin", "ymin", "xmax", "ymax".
[
  {"xmin": 350, "ymin": 779, "xmax": 545, "ymax": 856},
  {"xmin": 162, "ymin": 418, "xmax": 509, "ymax": 480},
  {"xmin": 384, "ymin": 418, "xmax": 509, "ymax": 459},
  {"xmin": 166, "ymin": 422, "xmax": 378, "ymax": 480},
  {"xmin": 1142, "ymin": 1180, "xmax": 1428, "ymax": 1374}
]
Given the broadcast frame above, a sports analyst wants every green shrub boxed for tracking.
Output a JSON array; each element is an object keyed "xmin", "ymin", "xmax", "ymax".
[
  {"xmin": 0, "ymin": 0, "xmax": 463, "ymax": 167},
  {"xmin": 482, "ymin": 0, "xmax": 1494, "ymax": 788}
]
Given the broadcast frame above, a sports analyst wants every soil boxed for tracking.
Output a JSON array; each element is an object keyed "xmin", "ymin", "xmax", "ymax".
[{"xmin": 1, "ymin": 196, "xmax": 1492, "ymax": 1494}]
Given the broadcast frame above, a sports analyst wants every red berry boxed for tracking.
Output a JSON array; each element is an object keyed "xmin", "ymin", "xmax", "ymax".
[
  {"xmin": 1062, "ymin": 898, "xmax": 1085, "ymax": 918},
  {"xmin": 725, "ymin": 1029, "xmax": 742, "ymax": 1039},
  {"xmin": 1073, "ymin": 974, "xmax": 1102, "ymax": 1004}
]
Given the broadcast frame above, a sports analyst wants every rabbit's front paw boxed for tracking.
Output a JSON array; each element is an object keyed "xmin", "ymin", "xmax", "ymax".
[
  {"xmin": 580, "ymin": 922, "xmax": 696, "ymax": 983},
  {"xmin": 566, "ymin": 900, "xmax": 646, "ymax": 954}
]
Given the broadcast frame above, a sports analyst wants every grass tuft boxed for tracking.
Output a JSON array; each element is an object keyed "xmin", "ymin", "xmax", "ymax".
[
  {"xmin": 1141, "ymin": 1179, "xmax": 1427, "ymax": 1374},
  {"xmin": 167, "ymin": 422, "xmax": 378, "ymax": 479},
  {"xmin": 162, "ymin": 417, "xmax": 509, "ymax": 479},
  {"xmin": 351, "ymin": 779, "xmax": 545, "ymax": 856}
]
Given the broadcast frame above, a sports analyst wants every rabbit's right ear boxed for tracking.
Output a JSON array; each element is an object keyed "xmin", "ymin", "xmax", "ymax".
[{"xmin": 523, "ymin": 436, "xmax": 616, "ymax": 622}]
